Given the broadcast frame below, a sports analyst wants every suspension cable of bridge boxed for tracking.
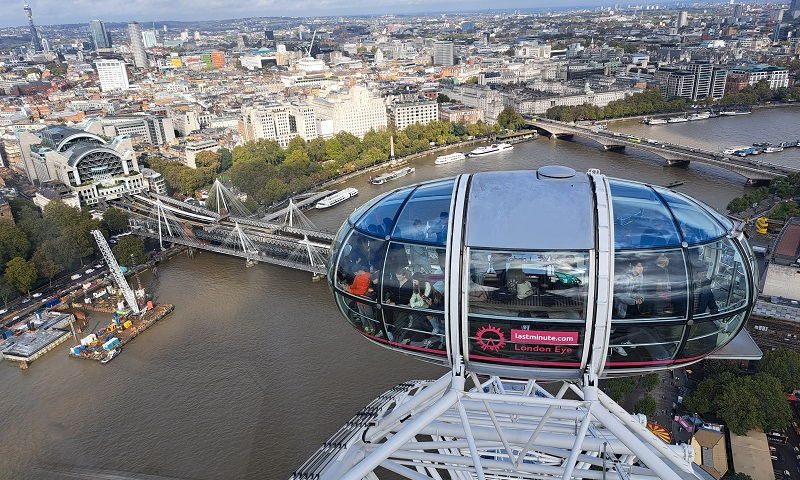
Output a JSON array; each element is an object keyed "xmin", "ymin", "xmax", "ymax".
[{"xmin": 206, "ymin": 179, "xmax": 252, "ymax": 217}]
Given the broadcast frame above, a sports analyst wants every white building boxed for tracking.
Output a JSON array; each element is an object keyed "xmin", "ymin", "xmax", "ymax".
[
  {"xmin": 95, "ymin": 59, "xmax": 130, "ymax": 92},
  {"xmin": 729, "ymin": 65, "xmax": 789, "ymax": 89},
  {"xmin": 101, "ymin": 116, "xmax": 175, "ymax": 145},
  {"xmin": 240, "ymin": 104, "xmax": 319, "ymax": 148},
  {"xmin": 142, "ymin": 30, "xmax": 158, "ymax": 48},
  {"xmin": 27, "ymin": 126, "xmax": 146, "ymax": 206},
  {"xmin": 311, "ymin": 86, "xmax": 388, "ymax": 139},
  {"xmin": 433, "ymin": 41, "xmax": 454, "ymax": 66},
  {"xmin": 389, "ymin": 100, "xmax": 439, "ymax": 130},
  {"xmin": 128, "ymin": 22, "xmax": 148, "ymax": 69},
  {"xmin": 184, "ymin": 140, "xmax": 219, "ymax": 169}
]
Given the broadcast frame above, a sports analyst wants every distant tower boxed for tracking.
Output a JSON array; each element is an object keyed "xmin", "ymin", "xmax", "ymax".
[
  {"xmin": 677, "ymin": 11, "xmax": 689, "ymax": 28},
  {"xmin": 24, "ymin": 4, "xmax": 43, "ymax": 52},
  {"xmin": 127, "ymin": 22, "xmax": 148, "ymax": 69},
  {"xmin": 90, "ymin": 20, "xmax": 112, "ymax": 50}
]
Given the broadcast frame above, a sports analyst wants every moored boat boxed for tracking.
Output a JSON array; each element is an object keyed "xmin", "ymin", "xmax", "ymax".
[
  {"xmin": 370, "ymin": 167, "xmax": 415, "ymax": 185},
  {"xmin": 667, "ymin": 116, "xmax": 688, "ymax": 123},
  {"xmin": 644, "ymin": 118, "xmax": 668, "ymax": 125},
  {"xmin": 720, "ymin": 110, "xmax": 751, "ymax": 116}
]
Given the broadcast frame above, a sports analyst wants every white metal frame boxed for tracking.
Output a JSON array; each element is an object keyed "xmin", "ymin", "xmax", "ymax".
[
  {"xmin": 91, "ymin": 229, "xmax": 140, "ymax": 314},
  {"xmin": 291, "ymin": 371, "xmax": 700, "ymax": 480}
]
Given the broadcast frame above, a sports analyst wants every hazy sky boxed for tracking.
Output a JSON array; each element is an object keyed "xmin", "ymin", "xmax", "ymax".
[{"xmin": 1, "ymin": 0, "xmax": 617, "ymax": 28}]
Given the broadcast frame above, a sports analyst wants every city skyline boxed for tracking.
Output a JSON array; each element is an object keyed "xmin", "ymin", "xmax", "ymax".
[{"xmin": 3, "ymin": 0, "xmax": 672, "ymax": 28}]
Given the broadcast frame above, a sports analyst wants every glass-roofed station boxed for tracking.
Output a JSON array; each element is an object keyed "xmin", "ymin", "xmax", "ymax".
[{"xmin": 329, "ymin": 166, "xmax": 758, "ymax": 378}]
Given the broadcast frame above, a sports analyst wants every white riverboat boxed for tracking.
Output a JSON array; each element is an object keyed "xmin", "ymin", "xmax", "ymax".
[
  {"xmin": 315, "ymin": 188, "xmax": 359, "ymax": 209},
  {"xmin": 435, "ymin": 152, "xmax": 467, "ymax": 165},
  {"xmin": 468, "ymin": 143, "xmax": 513, "ymax": 157}
]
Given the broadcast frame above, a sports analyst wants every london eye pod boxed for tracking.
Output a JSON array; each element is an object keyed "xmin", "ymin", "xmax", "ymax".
[{"xmin": 328, "ymin": 166, "xmax": 759, "ymax": 379}]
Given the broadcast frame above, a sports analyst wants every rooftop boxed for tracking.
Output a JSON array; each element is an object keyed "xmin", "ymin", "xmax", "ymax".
[{"xmin": 772, "ymin": 218, "xmax": 800, "ymax": 265}]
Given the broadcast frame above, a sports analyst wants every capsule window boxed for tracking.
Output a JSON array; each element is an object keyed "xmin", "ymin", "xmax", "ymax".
[
  {"xmin": 688, "ymin": 239, "xmax": 748, "ymax": 318},
  {"xmin": 609, "ymin": 180, "xmax": 681, "ymax": 249},
  {"xmin": 607, "ymin": 323, "xmax": 685, "ymax": 364},
  {"xmin": 679, "ymin": 311, "xmax": 746, "ymax": 359},
  {"xmin": 612, "ymin": 249, "xmax": 688, "ymax": 321},
  {"xmin": 468, "ymin": 250, "xmax": 590, "ymax": 321},
  {"xmin": 335, "ymin": 230, "xmax": 386, "ymax": 301}
]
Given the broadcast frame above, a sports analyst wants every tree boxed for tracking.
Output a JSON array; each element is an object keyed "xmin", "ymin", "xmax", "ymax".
[
  {"xmin": 4, "ymin": 257, "xmax": 37, "ymax": 295},
  {"xmin": 723, "ymin": 473, "xmax": 753, "ymax": 480},
  {"xmin": 32, "ymin": 247, "xmax": 62, "ymax": 287},
  {"xmin": 685, "ymin": 372, "xmax": 792, "ymax": 435},
  {"xmin": 641, "ymin": 373, "xmax": 660, "ymax": 392},
  {"xmin": 603, "ymin": 377, "xmax": 637, "ymax": 402},
  {"xmin": 0, "ymin": 223, "xmax": 30, "ymax": 269},
  {"xmin": 0, "ymin": 280, "xmax": 14, "ymax": 307},
  {"xmin": 194, "ymin": 150, "xmax": 221, "ymax": 171},
  {"xmin": 437, "ymin": 93, "xmax": 452, "ymax": 103},
  {"xmin": 634, "ymin": 394, "xmax": 657, "ymax": 417},
  {"xmin": 496, "ymin": 106, "xmax": 525, "ymax": 131},
  {"xmin": 102, "ymin": 208, "xmax": 129, "ymax": 234},
  {"xmin": 306, "ymin": 138, "xmax": 327, "ymax": 163},
  {"xmin": 112, "ymin": 236, "xmax": 147, "ymax": 266},
  {"xmin": 758, "ymin": 348, "xmax": 800, "ymax": 392},
  {"xmin": 218, "ymin": 147, "xmax": 233, "ymax": 172}
]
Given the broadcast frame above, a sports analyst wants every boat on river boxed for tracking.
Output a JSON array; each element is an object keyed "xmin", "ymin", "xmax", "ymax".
[
  {"xmin": 370, "ymin": 167, "xmax": 415, "ymax": 185},
  {"xmin": 468, "ymin": 143, "xmax": 513, "ymax": 157},
  {"xmin": 435, "ymin": 152, "xmax": 467, "ymax": 165},
  {"xmin": 315, "ymin": 188, "xmax": 359, "ymax": 209}
]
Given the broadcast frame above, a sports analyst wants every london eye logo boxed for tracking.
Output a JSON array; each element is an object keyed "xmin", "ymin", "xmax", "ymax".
[{"xmin": 475, "ymin": 325, "xmax": 506, "ymax": 352}]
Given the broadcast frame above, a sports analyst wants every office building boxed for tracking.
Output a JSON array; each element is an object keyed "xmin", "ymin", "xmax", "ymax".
[
  {"xmin": 439, "ymin": 104, "xmax": 484, "ymax": 124},
  {"xmin": 142, "ymin": 29, "xmax": 158, "ymax": 48},
  {"xmin": 101, "ymin": 116, "xmax": 175, "ymax": 145},
  {"xmin": 677, "ymin": 11, "xmax": 689, "ymax": 28},
  {"xmin": 433, "ymin": 41, "xmax": 455, "ymax": 66},
  {"xmin": 389, "ymin": 100, "xmax": 439, "ymax": 130},
  {"xmin": 729, "ymin": 65, "xmax": 789, "ymax": 89},
  {"xmin": 311, "ymin": 86, "xmax": 388, "ymax": 139},
  {"xmin": 241, "ymin": 104, "xmax": 318, "ymax": 148},
  {"xmin": 184, "ymin": 140, "xmax": 219, "ymax": 169},
  {"xmin": 791, "ymin": 0, "xmax": 800, "ymax": 18},
  {"xmin": 95, "ymin": 59, "xmax": 130, "ymax": 92},
  {"xmin": 656, "ymin": 67, "xmax": 695, "ymax": 99},
  {"xmin": 128, "ymin": 22, "xmax": 148, "ymax": 69},
  {"xmin": 684, "ymin": 62, "xmax": 727, "ymax": 100},
  {"xmin": 210, "ymin": 51, "xmax": 225, "ymax": 69},
  {"xmin": 90, "ymin": 20, "xmax": 112, "ymax": 50}
]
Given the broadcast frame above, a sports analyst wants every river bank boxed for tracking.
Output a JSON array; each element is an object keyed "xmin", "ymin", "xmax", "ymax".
[
  {"xmin": 293, "ymin": 134, "xmax": 534, "ymax": 197},
  {"xmin": 597, "ymin": 101, "xmax": 799, "ymax": 125}
]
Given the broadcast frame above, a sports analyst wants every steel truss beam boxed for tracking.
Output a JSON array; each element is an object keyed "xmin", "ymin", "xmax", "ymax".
[{"xmin": 290, "ymin": 372, "xmax": 702, "ymax": 480}]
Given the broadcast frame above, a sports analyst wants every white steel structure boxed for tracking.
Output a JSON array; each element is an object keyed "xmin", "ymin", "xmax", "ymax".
[
  {"xmin": 297, "ymin": 167, "xmax": 760, "ymax": 480},
  {"xmin": 91, "ymin": 229, "xmax": 140, "ymax": 314}
]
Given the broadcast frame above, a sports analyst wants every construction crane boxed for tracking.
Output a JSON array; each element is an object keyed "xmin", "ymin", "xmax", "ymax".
[{"xmin": 90, "ymin": 230, "xmax": 141, "ymax": 315}]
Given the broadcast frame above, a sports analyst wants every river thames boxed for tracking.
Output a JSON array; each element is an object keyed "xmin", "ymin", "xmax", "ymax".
[{"xmin": 0, "ymin": 107, "xmax": 796, "ymax": 479}]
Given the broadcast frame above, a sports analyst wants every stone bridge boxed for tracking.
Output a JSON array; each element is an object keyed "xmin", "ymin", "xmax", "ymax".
[{"xmin": 528, "ymin": 118, "xmax": 798, "ymax": 184}]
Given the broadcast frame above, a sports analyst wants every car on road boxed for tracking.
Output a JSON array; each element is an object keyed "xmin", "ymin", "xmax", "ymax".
[
  {"xmin": 70, "ymin": 273, "xmax": 82, "ymax": 281},
  {"xmin": 94, "ymin": 263, "xmax": 103, "ymax": 269},
  {"xmin": 0, "ymin": 309, "xmax": 7, "ymax": 315},
  {"xmin": 11, "ymin": 315, "xmax": 20, "ymax": 321},
  {"xmin": 31, "ymin": 292, "xmax": 42, "ymax": 298},
  {"xmin": 20, "ymin": 297, "xmax": 30, "ymax": 303},
  {"xmin": 85, "ymin": 268, "xmax": 95, "ymax": 274}
]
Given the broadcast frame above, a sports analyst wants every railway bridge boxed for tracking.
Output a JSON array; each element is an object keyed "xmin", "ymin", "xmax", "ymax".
[{"xmin": 115, "ymin": 180, "xmax": 333, "ymax": 276}]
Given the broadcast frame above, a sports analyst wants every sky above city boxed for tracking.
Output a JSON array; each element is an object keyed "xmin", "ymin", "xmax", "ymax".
[{"xmin": 1, "ymin": 0, "xmax": 622, "ymax": 28}]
